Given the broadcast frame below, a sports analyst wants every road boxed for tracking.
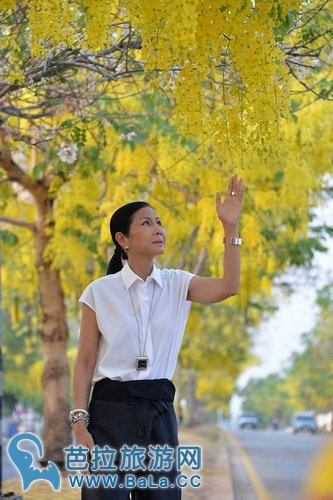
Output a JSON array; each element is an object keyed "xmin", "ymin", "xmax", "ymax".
[
  {"xmin": 228, "ymin": 429, "xmax": 329, "ymax": 500},
  {"xmin": 2, "ymin": 442, "xmax": 20, "ymax": 482}
]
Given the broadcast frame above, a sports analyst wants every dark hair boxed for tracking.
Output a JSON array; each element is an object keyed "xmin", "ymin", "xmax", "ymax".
[{"xmin": 106, "ymin": 201, "xmax": 151, "ymax": 274}]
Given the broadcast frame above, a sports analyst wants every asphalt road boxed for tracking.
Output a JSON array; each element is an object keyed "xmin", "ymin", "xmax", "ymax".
[
  {"xmin": 229, "ymin": 429, "xmax": 329, "ymax": 500},
  {"xmin": 2, "ymin": 443, "xmax": 20, "ymax": 482}
]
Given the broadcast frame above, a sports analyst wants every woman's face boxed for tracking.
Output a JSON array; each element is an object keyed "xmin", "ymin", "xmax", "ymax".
[{"xmin": 117, "ymin": 206, "xmax": 167, "ymax": 258}]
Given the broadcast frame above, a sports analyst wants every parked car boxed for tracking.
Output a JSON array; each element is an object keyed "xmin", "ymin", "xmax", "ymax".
[
  {"xmin": 238, "ymin": 411, "xmax": 259, "ymax": 429},
  {"xmin": 292, "ymin": 412, "xmax": 317, "ymax": 434}
]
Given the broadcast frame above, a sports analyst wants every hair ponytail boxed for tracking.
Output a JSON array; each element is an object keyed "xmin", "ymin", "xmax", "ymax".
[
  {"xmin": 107, "ymin": 246, "xmax": 123, "ymax": 275},
  {"xmin": 106, "ymin": 201, "xmax": 151, "ymax": 275}
]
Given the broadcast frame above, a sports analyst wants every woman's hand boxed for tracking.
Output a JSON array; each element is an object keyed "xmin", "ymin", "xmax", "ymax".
[
  {"xmin": 216, "ymin": 174, "xmax": 245, "ymax": 227},
  {"xmin": 73, "ymin": 420, "xmax": 95, "ymax": 475}
]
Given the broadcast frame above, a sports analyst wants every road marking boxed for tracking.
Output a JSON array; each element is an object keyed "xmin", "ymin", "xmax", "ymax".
[{"xmin": 227, "ymin": 432, "xmax": 271, "ymax": 500}]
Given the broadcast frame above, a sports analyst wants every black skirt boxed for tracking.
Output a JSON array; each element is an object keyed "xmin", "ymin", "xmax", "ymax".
[{"xmin": 81, "ymin": 378, "xmax": 181, "ymax": 500}]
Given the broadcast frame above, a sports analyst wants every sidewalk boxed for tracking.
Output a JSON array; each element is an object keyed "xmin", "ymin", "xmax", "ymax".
[
  {"xmin": 2, "ymin": 424, "xmax": 233, "ymax": 499},
  {"xmin": 179, "ymin": 423, "xmax": 233, "ymax": 499}
]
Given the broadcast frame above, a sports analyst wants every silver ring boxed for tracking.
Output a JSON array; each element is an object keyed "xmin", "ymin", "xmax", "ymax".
[{"xmin": 231, "ymin": 191, "xmax": 236, "ymax": 196}]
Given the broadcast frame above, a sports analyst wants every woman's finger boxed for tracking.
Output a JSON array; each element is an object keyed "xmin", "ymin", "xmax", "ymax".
[{"xmin": 87, "ymin": 434, "xmax": 95, "ymax": 453}]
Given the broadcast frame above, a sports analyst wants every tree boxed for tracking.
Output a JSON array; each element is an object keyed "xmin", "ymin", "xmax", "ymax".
[
  {"xmin": 239, "ymin": 285, "xmax": 333, "ymax": 424},
  {"xmin": 0, "ymin": 1, "xmax": 332, "ymax": 157},
  {"xmin": 287, "ymin": 286, "xmax": 333, "ymax": 412},
  {"xmin": 239, "ymin": 374, "xmax": 294, "ymax": 427},
  {"xmin": 0, "ymin": 135, "xmax": 72, "ymax": 462}
]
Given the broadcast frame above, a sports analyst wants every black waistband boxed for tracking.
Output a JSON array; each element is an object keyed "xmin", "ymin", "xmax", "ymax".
[{"xmin": 92, "ymin": 378, "xmax": 175, "ymax": 403}]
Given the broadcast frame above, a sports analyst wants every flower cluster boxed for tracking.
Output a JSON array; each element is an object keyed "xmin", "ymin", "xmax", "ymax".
[
  {"xmin": 27, "ymin": 0, "xmax": 77, "ymax": 57},
  {"xmin": 2, "ymin": 0, "xmax": 304, "ymax": 159},
  {"xmin": 83, "ymin": 0, "xmax": 120, "ymax": 51},
  {"xmin": 126, "ymin": 0, "xmax": 302, "ymax": 159}
]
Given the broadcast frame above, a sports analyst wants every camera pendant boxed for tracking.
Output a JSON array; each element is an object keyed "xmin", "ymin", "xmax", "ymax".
[
  {"xmin": 129, "ymin": 280, "xmax": 156, "ymax": 373},
  {"xmin": 137, "ymin": 356, "xmax": 148, "ymax": 370}
]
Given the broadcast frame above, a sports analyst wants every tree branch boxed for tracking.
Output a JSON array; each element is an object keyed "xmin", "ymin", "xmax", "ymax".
[
  {"xmin": 287, "ymin": 65, "xmax": 333, "ymax": 100},
  {"xmin": 0, "ymin": 126, "xmax": 49, "ymax": 206},
  {"xmin": 193, "ymin": 246, "xmax": 208, "ymax": 275},
  {"xmin": 287, "ymin": 0, "xmax": 330, "ymax": 34},
  {"xmin": 0, "ymin": 176, "xmax": 16, "ymax": 184},
  {"xmin": 285, "ymin": 29, "xmax": 332, "ymax": 52},
  {"xmin": 0, "ymin": 215, "xmax": 36, "ymax": 232},
  {"xmin": 0, "ymin": 106, "xmax": 52, "ymax": 120},
  {"xmin": 285, "ymin": 60, "xmax": 316, "ymax": 69},
  {"xmin": 0, "ymin": 39, "xmax": 143, "ymax": 100},
  {"xmin": 168, "ymin": 182, "xmax": 199, "ymax": 203}
]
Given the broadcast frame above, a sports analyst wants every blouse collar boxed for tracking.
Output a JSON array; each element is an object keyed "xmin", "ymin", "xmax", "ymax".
[{"xmin": 121, "ymin": 261, "xmax": 163, "ymax": 289}]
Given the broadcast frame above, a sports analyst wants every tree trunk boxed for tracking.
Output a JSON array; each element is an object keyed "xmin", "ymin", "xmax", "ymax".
[
  {"xmin": 184, "ymin": 247, "xmax": 208, "ymax": 427},
  {"xmin": 35, "ymin": 209, "xmax": 71, "ymax": 465},
  {"xmin": 0, "ymin": 133, "xmax": 71, "ymax": 464},
  {"xmin": 185, "ymin": 370, "xmax": 207, "ymax": 427}
]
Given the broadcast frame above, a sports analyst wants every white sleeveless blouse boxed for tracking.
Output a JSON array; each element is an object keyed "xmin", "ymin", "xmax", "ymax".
[{"xmin": 78, "ymin": 261, "xmax": 195, "ymax": 384}]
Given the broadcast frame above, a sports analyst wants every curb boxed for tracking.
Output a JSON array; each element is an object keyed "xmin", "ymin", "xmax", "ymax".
[{"xmin": 225, "ymin": 431, "xmax": 271, "ymax": 500}]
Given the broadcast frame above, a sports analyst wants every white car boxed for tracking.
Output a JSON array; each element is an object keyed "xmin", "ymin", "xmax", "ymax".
[
  {"xmin": 292, "ymin": 412, "xmax": 317, "ymax": 434},
  {"xmin": 238, "ymin": 411, "xmax": 259, "ymax": 429}
]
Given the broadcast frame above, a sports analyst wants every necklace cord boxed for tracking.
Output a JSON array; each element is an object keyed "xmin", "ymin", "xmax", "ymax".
[{"xmin": 128, "ymin": 280, "xmax": 156, "ymax": 357}]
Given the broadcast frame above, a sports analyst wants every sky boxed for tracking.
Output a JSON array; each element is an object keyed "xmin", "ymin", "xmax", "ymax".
[{"xmin": 230, "ymin": 195, "xmax": 333, "ymax": 418}]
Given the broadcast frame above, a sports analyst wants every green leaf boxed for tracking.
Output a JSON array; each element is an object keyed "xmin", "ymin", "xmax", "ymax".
[
  {"xmin": 290, "ymin": 99, "xmax": 300, "ymax": 112},
  {"xmin": 73, "ymin": 204, "xmax": 94, "ymax": 222},
  {"xmin": 70, "ymin": 126, "xmax": 86, "ymax": 147},
  {"xmin": 277, "ymin": 237, "xmax": 328, "ymax": 267},
  {"xmin": 60, "ymin": 119, "xmax": 74, "ymax": 128},
  {"xmin": 261, "ymin": 228, "xmax": 277, "ymax": 241},
  {"xmin": 273, "ymin": 170, "xmax": 284, "ymax": 182},
  {"xmin": 0, "ymin": 230, "xmax": 19, "ymax": 246},
  {"xmin": 31, "ymin": 163, "xmax": 47, "ymax": 179},
  {"xmin": 316, "ymin": 284, "xmax": 333, "ymax": 309},
  {"xmin": 310, "ymin": 224, "xmax": 333, "ymax": 237}
]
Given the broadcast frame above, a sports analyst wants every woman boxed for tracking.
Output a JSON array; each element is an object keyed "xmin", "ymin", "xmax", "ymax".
[{"xmin": 72, "ymin": 174, "xmax": 245, "ymax": 499}]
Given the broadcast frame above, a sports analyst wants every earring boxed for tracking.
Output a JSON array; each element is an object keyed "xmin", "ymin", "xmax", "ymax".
[{"xmin": 125, "ymin": 246, "xmax": 129, "ymax": 252}]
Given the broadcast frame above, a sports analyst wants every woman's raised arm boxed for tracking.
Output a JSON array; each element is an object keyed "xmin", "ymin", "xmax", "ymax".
[{"xmin": 187, "ymin": 174, "xmax": 245, "ymax": 304}]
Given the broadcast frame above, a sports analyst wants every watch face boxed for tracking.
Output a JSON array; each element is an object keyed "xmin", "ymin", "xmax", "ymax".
[{"xmin": 137, "ymin": 356, "xmax": 148, "ymax": 370}]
